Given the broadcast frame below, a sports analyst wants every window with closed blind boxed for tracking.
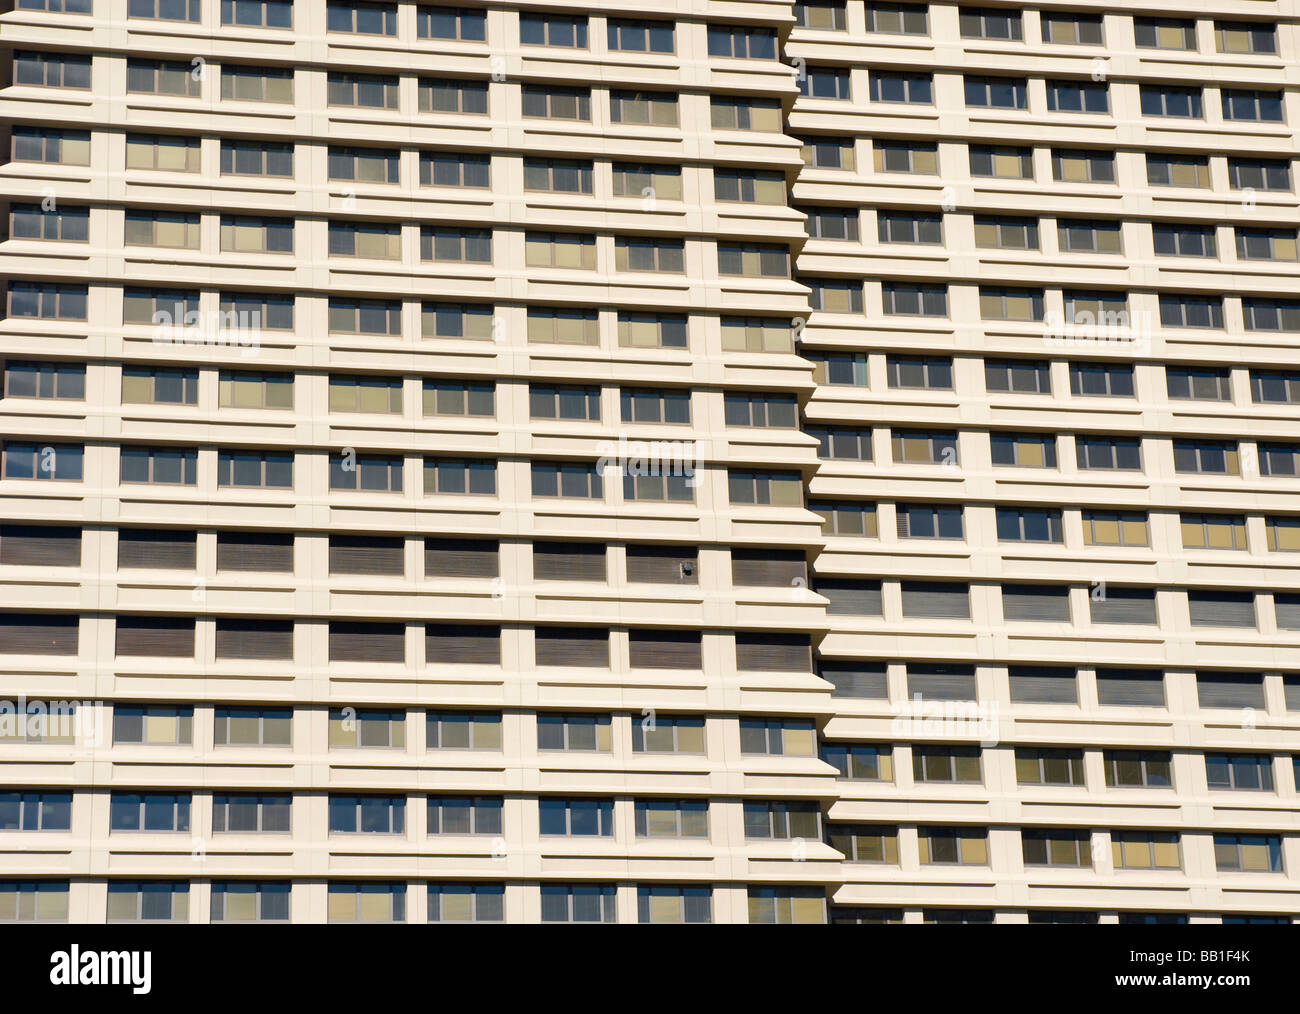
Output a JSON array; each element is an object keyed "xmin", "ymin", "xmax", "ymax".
[
  {"xmin": 0, "ymin": 524, "xmax": 80, "ymax": 567},
  {"xmin": 533, "ymin": 542, "xmax": 605, "ymax": 581},
  {"xmin": 214, "ymin": 619, "xmax": 293, "ymax": 660},
  {"xmin": 1002, "ymin": 584, "xmax": 1070, "ymax": 622},
  {"xmin": 900, "ymin": 580, "xmax": 969, "ymax": 618},
  {"xmin": 425, "ymin": 624, "xmax": 500, "ymax": 664},
  {"xmin": 1009, "ymin": 666, "xmax": 1078, "ymax": 704},
  {"xmin": 1197, "ymin": 672, "xmax": 1265, "ymax": 710},
  {"xmin": 731, "ymin": 548, "xmax": 806, "ymax": 587},
  {"xmin": 216, "ymin": 531, "xmax": 293, "ymax": 572},
  {"xmin": 735, "ymin": 632, "xmax": 811, "ymax": 672},
  {"xmin": 628, "ymin": 629, "xmax": 701, "ymax": 669},
  {"xmin": 1286, "ymin": 674, "xmax": 1300, "ymax": 710},
  {"xmin": 907, "ymin": 664, "xmax": 975, "ymax": 701},
  {"xmin": 816, "ymin": 578, "xmax": 883, "ymax": 616},
  {"xmin": 328, "ymin": 534, "xmax": 403, "ymax": 576},
  {"xmin": 117, "ymin": 529, "xmax": 196, "ymax": 570},
  {"xmin": 1188, "ymin": 590, "xmax": 1256, "ymax": 628},
  {"xmin": 535, "ymin": 627, "xmax": 608, "ymax": 667},
  {"xmin": 115, "ymin": 617, "xmax": 193, "ymax": 657},
  {"xmin": 424, "ymin": 538, "xmax": 498, "ymax": 578},
  {"xmin": 1089, "ymin": 586, "xmax": 1157, "ymax": 625},
  {"xmin": 818, "ymin": 661, "xmax": 887, "ymax": 699},
  {"xmin": 626, "ymin": 544, "xmax": 697, "ymax": 584},
  {"xmin": 328, "ymin": 621, "xmax": 405, "ymax": 663},
  {"xmin": 1096, "ymin": 669, "xmax": 1165, "ymax": 707}
]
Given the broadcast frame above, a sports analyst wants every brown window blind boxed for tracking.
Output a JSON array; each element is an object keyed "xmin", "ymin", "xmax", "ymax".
[
  {"xmin": 1009, "ymin": 666, "xmax": 1077, "ymax": 704},
  {"xmin": 533, "ymin": 542, "xmax": 606, "ymax": 581},
  {"xmin": 0, "ymin": 524, "xmax": 81, "ymax": 567},
  {"xmin": 629, "ymin": 629, "xmax": 702, "ymax": 669},
  {"xmin": 819, "ymin": 661, "xmax": 887, "ymax": 699},
  {"xmin": 1285, "ymin": 673, "xmax": 1300, "ymax": 711},
  {"xmin": 329, "ymin": 621, "xmax": 405, "ymax": 663},
  {"xmin": 900, "ymin": 581, "xmax": 970, "ymax": 618},
  {"xmin": 118, "ymin": 529, "xmax": 197, "ymax": 570},
  {"xmin": 816, "ymin": 578, "xmax": 883, "ymax": 616},
  {"xmin": 424, "ymin": 537, "xmax": 499, "ymax": 578},
  {"xmin": 1188, "ymin": 590, "xmax": 1256, "ymax": 628},
  {"xmin": 732, "ymin": 548, "xmax": 806, "ymax": 587},
  {"xmin": 1096, "ymin": 669, "xmax": 1166, "ymax": 707},
  {"xmin": 215, "ymin": 618, "xmax": 294, "ymax": 660},
  {"xmin": 216, "ymin": 531, "xmax": 294, "ymax": 572},
  {"xmin": 115, "ymin": 616, "xmax": 195, "ymax": 657},
  {"xmin": 907, "ymin": 664, "xmax": 976, "ymax": 701},
  {"xmin": 1089, "ymin": 586, "xmax": 1157, "ymax": 625},
  {"xmin": 0, "ymin": 613, "xmax": 78, "ymax": 654},
  {"xmin": 425, "ymin": 623, "xmax": 501, "ymax": 664},
  {"xmin": 329, "ymin": 534, "xmax": 404, "ymax": 576},
  {"xmin": 626, "ymin": 544, "xmax": 697, "ymax": 584},
  {"xmin": 1196, "ymin": 671, "xmax": 1265, "ymax": 710},
  {"xmin": 1002, "ymin": 584, "xmax": 1070, "ymax": 622},
  {"xmin": 735, "ymin": 633, "xmax": 811, "ymax": 672},
  {"xmin": 535, "ymin": 627, "xmax": 609, "ymax": 667}
]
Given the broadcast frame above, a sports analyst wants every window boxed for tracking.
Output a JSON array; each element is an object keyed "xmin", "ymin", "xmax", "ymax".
[
  {"xmin": 212, "ymin": 794, "xmax": 291, "ymax": 833},
  {"xmin": 710, "ymin": 96, "xmax": 782, "ymax": 132},
  {"xmin": 959, "ymin": 7, "xmax": 1020, "ymax": 40},
  {"xmin": 634, "ymin": 799, "xmax": 707, "ymax": 838},
  {"xmin": 1082, "ymin": 511, "xmax": 1148, "ymax": 547},
  {"xmin": 210, "ymin": 882, "xmax": 290, "ymax": 922},
  {"xmin": 1022, "ymin": 829, "xmax": 1090, "ymax": 867},
  {"xmin": 1267, "ymin": 518, "xmax": 1300, "ymax": 553},
  {"xmin": 327, "ymin": 72, "xmax": 398, "ymax": 109},
  {"xmin": 327, "ymin": 0, "xmax": 395, "ymax": 34},
  {"xmin": 10, "ymin": 204, "xmax": 88, "ymax": 243},
  {"xmin": 530, "ymin": 461, "xmax": 603, "ymax": 498},
  {"xmin": 1182, "ymin": 515, "xmax": 1247, "ymax": 551},
  {"xmin": 1222, "ymin": 89, "xmax": 1284, "ymax": 122},
  {"xmin": 328, "ymin": 375, "xmax": 402, "ymax": 415},
  {"xmin": 808, "ymin": 351, "xmax": 868, "ymax": 386},
  {"xmin": 12, "ymin": 127, "xmax": 91, "ymax": 166},
  {"xmin": 521, "ymin": 85, "xmax": 590, "ymax": 121},
  {"xmin": 821, "ymin": 742, "xmax": 892, "ymax": 779},
  {"xmin": 520, "ymin": 12, "xmax": 587, "ymax": 47},
  {"xmin": 800, "ymin": 66, "xmax": 851, "ymax": 100},
  {"xmin": 328, "ymin": 453, "xmax": 403, "ymax": 492},
  {"xmin": 1246, "ymin": 300, "xmax": 1300, "ymax": 333},
  {"xmin": 865, "ymin": 3, "xmax": 928, "ymax": 35},
  {"xmin": 1214, "ymin": 834, "xmax": 1283, "ymax": 873},
  {"xmin": 1, "ymin": 442, "xmax": 82, "ymax": 482},
  {"xmin": 621, "ymin": 388, "xmax": 690, "ymax": 425},
  {"xmin": 717, "ymin": 243, "xmax": 789, "ymax": 278},
  {"xmin": 123, "ymin": 210, "xmax": 198, "ymax": 249},
  {"xmin": 1173, "ymin": 440, "xmax": 1239, "ymax": 475},
  {"xmin": 428, "ymin": 796, "xmax": 502, "ymax": 835},
  {"xmin": 327, "ymin": 884, "xmax": 405, "ymax": 923},
  {"xmin": 626, "ymin": 545, "xmax": 698, "ymax": 585},
  {"xmin": 986, "ymin": 359, "xmax": 1050, "ymax": 394},
  {"xmin": 329, "ymin": 795, "xmax": 405, "ymax": 834},
  {"xmin": 608, "ymin": 19, "xmax": 675, "ymax": 53},
  {"xmin": 214, "ymin": 706, "xmax": 291, "ymax": 746},
  {"xmin": 878, "ymin": 212, "xmax": 940, "ymax": 245},
  {"xmin": 112, "ymin": 705, "xmax": 192, "ymax": 745},
  {"xmin": 18, "ymin": 0, "xmax": 92, "ymax": 10},
  {"xmin": 424, "ymin": 538, "xmax": 497, "ymax": 580},
  {"xmin": 612, "ymin": 163, "xmax": 679, "ymax": 200},
  {"xmin": 0, "ymin": 792, "xmax": 71, "ymax": 831},
  {"xmin": 614, "ymin": 237, "xmax": 682, "ymax": 272},
  {"xmin": 727, "ymin": 470, "xmax": 802, "ymax": 506},
  {"xmin": 15, "ymin": 51, "xmax": 91, "ymax": 89},
  {"xmin": 1097, "ymin": 669, "xmax": 1165, "ymax": 708},
  {"xmin": 808, "ymin": 279, "xmax": 864, "ymax": 314},
  {"xmin": 1216, "ymin": 21, "xmax": 1277, "ymax": 55},
  {"xmin": 1002, "ymin": 584, "xmax": 1070, "ymax": 622},
  {"xmin": 1207, "ymin": 754, "xmax": 1274, "ymax": 792},
  {"xmin": 1146, "ymin": 155, "xmax": 1210, "ymax": 190},
  {"xmin": 976, "ymin": 216, "xmax": 1038, "ymax": 250},
  {"xmin": 540, "ymin": 798, "xmax": 613, "ymax": 837},
  {"xmin": 1166, "ymin": 366, "xmax": 1230, "ymax": 402},
  {"xmin": 420, "ymin": 152, "xmax": 489, "ymax": 188},
  {"xmin": 810, "ymin": 427, "xmax": 872, "ymax": 461},
  {"xmin": 719, "ymin": 317, "xmax": 791, "ymax": 353},
  {"xmin": 747, "ymin": 887, "xmax": 824, "ymax": 924},
  {"xmin": 707, "ymin": 25, "xmax": 776, "ymax": 59},
  {"xmin": 806, "ymin": 208, "xmax": 861, "ymax": 240},
  {"xmin": 423, "ymin": 302, "xmax": 491, "ymax": 340},
  {"xmin": 525, "ymin": 232, "xmax": 595, "ymax": 269},
  {"xmin": 1047, "ymin": 79, "xmax": 1108, "ymax": 113},
  {"xmin": 417, "ymin": 6, "xmax": 484, "ymax": 40},
  {"xmin": 423, "ymin": 379, "xmax": 493, "ymax": 417},
  {"xmin": 541, "ymin": 885, "xmax": 615, "ymax": 924},
  {"xmin": 221, "ymin": 65, "xmax": 293, "ymax": 102},
  {"xmin": 990, "ymin": 432, "xmax": 1055, "ymax": 472},
  {"xmin": 218, "ymin": 371, "xmax": 293, "ymax": 410},
  {"xmin": 887, "ymin": 356, "xmax": 952, "ymax": 390},
  {"xmin": 830, "ymin": 825, "xmax": 898, "ymax": 863},
  {"xmin": 900, "ymin": 582, "xmax": 970, "ymax": 619},
  {"xmin": 1052, "ymin": 149, "xmax": 1115, "ymax": 183},
  {"xmin": 109, "ymin": 792, "xmax": 190, "ymax": 832},
  {"xmin": 328, "ymin": 146, "xmax": 397, "ymax": 184},
  {"xmin": 0, "ymin": 881, "xmax": 68, "ymax": 922},
  {"xmin": 220, "ymin": 215, "xmax": 293, "ymax": 253},
  {"xmin": 425, "ymin": 623, "xmax": 500, "ymax": 665},
  {"xmin": 1104, "ymin": 750, "xmax": 1172, "ymax": 788},
  {"xmin": 636, "ymin": 885, "xmax": 710, "ymax": 924},
  {"xmin": 0, "ymin": 700, "xmax": 79, "ymax": 741},
  {"xmin": 220, "ymin": 139, "xmax": 293, "ymax": 177},
  {"xmin": 1069, "ymin": 363, "xmax": 1134, "ymax": 398},
  {"xmin": 743, "ymin": 800, "xmax": 820, "ymax": 840},
  {"xmin": 1198, "ymin": 671, "xmax": 1265, "ymax": 710},
  {"xmin": 0, "ymin": 525, "xmax": 81, "ymax": 567},
  {"xmin": 924, "ymin": 909, "xmax": 993, "ymax": 925},
  {"xmin": 535, "ymin": 629, "xmax": 608, "ymax": 668},
  {"xmin": 1042, "ymin": 12, "xmax": 1102, "ymax": 45},
  {"xmin": 427, "ymin": 884, "xmax": 502, "ymax": 923},
  {"xmin": 1189, "ymin": 590, "xmax": 1256, "ymax": 628},
  {"xmin": 3, "ymin": 361, "xmax": 84, "ymax": 400},
  {"xmin": 221, "ymin": 0, "xmax": 291, "ymax": 27},
  {"xmin": 1075, "ymin": 436, "xmax": 1141, "ymax": 471},
  {"xmin": 802, "ymin": 137, "xmax": 856, "ymax": 170},
  {"xmin": 892, "ymin": 432, "xmax": 958, "ymax": 467},
  {"xmin": 1161, "ymin": 294, "xmax": 1223, "ymax": 328},
  {"xmin": 1015, "ymin": 748, "xmax": 1084, "ymax": 785},
  {"xmin": 329, "ymin": 298, "xmax": 401, "ymax": 336},
  {"xmin": 723, "ymin": 393, "xmax": 796, "ymax": 430},
  {"xmin": 610, "ymin": 90, "xmax": 678, "ymax": 126},
  {"xmin": 8, "ymin": 283, "xmax": 87, "ymax": 321},
  {"xmin": 979, "ymin": 286, "xmax": 1044, "ymax": 321},
  {"xmin": 1237, "ymin": 228, "xmax": 1298, "ymax": 261},
  {"xmin": 794, "ymin": 0, "xmax": 845, "ymax": 29},
  {"xmin": 874, "ymin": 141, "xmax": 938, "ymax": 174},
  {"xmin": 427, "ymin": 711, "xmax": 501, "ymax": 749},
  {"xmin": 422, "ymin": 458, "xmax": 496, "ymax": 496},
  {"xmin": 528, "ymin": 307, "xmax": 600, "ymax": 346},
  {"xmin": 221, "ymin": 292, "xmax": 294, "ymax": 331},
  {"xmin": 868, "ymin": 71, "xmax": 932, "ymax": 104},
  {"xmin": 106, "ymin": 883, "xmax": 188, "ymax": 922},
  {"xmin": 1058, "ymin": 219, "xmax": 1121, "ymax": 253},
  {"xmin": 740, "ymin": 719, "xmax": 816, "ymax": 757},
  {"xmin": 997, "ymin": 508, "xmax": 1063, "ymax": 543},
  {"xmin": 119, "ymin": 446, "xmax": 196, "ymax": 486},
  {"xmin": 216, "ymin": 450, "xmax": 292, "ymax": 489},
  {"xmin": 965, "ymin": 76, "xmax": 1027, "ymax": 109},
  {"xmin": 1135, "ymin": 18, "xmax": 1196, "ymax": 51},
  {"xmin": 328, "ymin": 708, "xmax": 404, "ymax": 748},
  {"xmin": 329, "ymin": 221, "xmax": 400, "ymax": 259},
  {"xmin": 1090, "ymin": 586, "xmax": 1157, "ymax": 625},
  {"xmin": 735, "ymin": 633, "xmax": 812, "ymax": 672},
  {"xmin": 918, "ymin": 827, "xmax": 988, "ymax": 865},
  {"xmin": 623, "ymin": 466, "xmax": 693, "ymax": 504},
  {"xmin": 631, "ymin": 715, "xmax": 704, "ymax": 753},
  {"xmin": 1229, "ymin": 158, "xmax": 1291, "ymax": 192},
  {"xmin": 329, "ymin": 621, "xmax": 405, "ymax": 665},
  {"xmin": 912, "ymin": 745, "xmax": 981, "ymax": 783},
  {"xmin": 1140, "ymin": 85, "xmax": 1203, "ymax": 118},
  {"xmin": 537, "ymin": 712, "xmax": 611, "ymax": 752},
  {"xmin": 731, "ymin": 548, "xmax": 806, "ymax": 589},
  {"xmin": 126, "ymin": 58, "xmax": 197, "ymax": 96}
]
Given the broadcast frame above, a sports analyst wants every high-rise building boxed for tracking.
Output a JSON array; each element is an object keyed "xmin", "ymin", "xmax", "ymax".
[{"xmin": 0, "ymin": 0, "xmax": 1296, "ymax": 925}]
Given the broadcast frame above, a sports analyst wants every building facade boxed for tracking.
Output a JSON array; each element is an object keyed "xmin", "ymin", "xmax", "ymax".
[{"xmin": 0, "ymin": 0, "xmax": 1297, "ymax": 924}]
